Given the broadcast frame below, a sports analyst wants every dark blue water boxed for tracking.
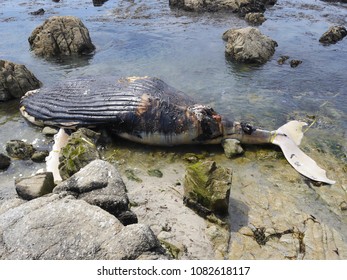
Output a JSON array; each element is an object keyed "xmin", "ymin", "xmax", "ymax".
[{"xmin": 0, "ymin": 0, "xmax": 346, "ymax": 198}]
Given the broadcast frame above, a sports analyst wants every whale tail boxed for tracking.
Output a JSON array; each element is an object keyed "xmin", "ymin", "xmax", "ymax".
[{"xmin": 271, "ymin": 121, "xmax": 335, "ymax": 184}]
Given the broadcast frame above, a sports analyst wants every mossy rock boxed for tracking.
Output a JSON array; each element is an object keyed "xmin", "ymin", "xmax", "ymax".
[
  {"xmin": 5, "ymin": 140, "xmax": 36, "ymax": 160},
  {"xmin": 184, "ymin": 161, "xmax": 232, "ymax": 216},
  {"xmin": 58, "ymin": 129, "xmax": 100, "ymax": 180}
]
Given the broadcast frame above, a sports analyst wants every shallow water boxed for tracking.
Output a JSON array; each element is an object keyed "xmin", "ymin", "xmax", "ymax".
[{"xmin": 0, "ymin": 0, "xmax": 346, "ymax": 200}]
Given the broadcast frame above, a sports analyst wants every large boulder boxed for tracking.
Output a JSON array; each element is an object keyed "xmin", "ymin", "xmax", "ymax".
[
  {"xmin": 319, "ymin": 26, "xmax": 347, "ymax": 45},
  {"xmin": 0, "ymin": 194, "xmax": 166, "ymax": 259},
  {"xmin": 0, "ymin": 60, "xmax": 41, "ymax": 101},
  {"xmin": 28, "ymin": 16, "xmax": 95, "ymax": 58},
  {"xmin": 223, "ymin": 27, "xmax": 278, "ymax": 64},
  {"xmin": 169, "ymin": 0, "xmax": 276, "ymax": 15},
  {"xmin": 54, "ymin": 159, "xmax": 137, "ymax": 225}
]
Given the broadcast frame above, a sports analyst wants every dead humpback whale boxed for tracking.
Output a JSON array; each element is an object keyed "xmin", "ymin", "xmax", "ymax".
[{"xmin": 19, "ymin": 76, "xmax": 335, "ymax": 184}]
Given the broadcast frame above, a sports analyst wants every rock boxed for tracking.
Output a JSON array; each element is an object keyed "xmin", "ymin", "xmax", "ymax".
[
  {"xmin": 5, "ymin": 140, "xmax": 36, "ymax": 160},
  {"xmin": 15, "ymin": 172, "xmax": 55, "ymax": 200},
  {"xmin": 93, "ymin": 0, "xmax": 109, "ymax": 7},
  {"xmin": 169, "ymin": 0, "xmax": 276, "ymax": 16},
  {"xmin": 58, "ymin": 128, "xmax": 100, "ymax": 180},
  {"xmin": 222, "ymin": 139, "xmax": 244, "ymax": 158},
  {"xmin": 0, "ymin": 153, "xmax": 11, "ymax": 170},
  {"xmin": 290, "ymin": 59, "xmax": 302, "ymax": 68},
  {"xmin": 31, "ymin": 150, "xmax": 49, "ymax": 162},
  {"xmin": 42, "ymin": 127, "xmax": 58, "ymax": 136},
  {"xmin": 319, "ymin": 26, "xmax": 347, "ymax": 45},
  {"xmin": 245, "ymin": 12, "xmax": 266, "ymax": 24},
  {"xmin": 54, "ymin": 159, "xmax": 138, "ymax": 225},
  {"xmin": 28, "ymin": 16, "xmax": 95, "ymax": 58},
  {"xmin": 29, "ymin": 8, "xmax": 45, "ymax": 15},
  {"xmin": 223, "ymin": 27, "xmax": 278, "ymax": 64},
  {"xmin": 183, "ymin": 161, "xmax": 232, "ymax": 216},
  {"xmin": 0, "ymin": 195, "xmax": 166, "ymax": 259},
  {"xmin": 0, "ymin": 60, "xmax": 41, "ymax": 101},
  {"xmin": 277, "ymin": 55, "xmax": 290, "ymax": 65}
]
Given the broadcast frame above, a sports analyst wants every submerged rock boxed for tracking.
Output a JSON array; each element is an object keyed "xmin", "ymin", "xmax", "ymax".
[
  {"xmin": 319, "ymin": 26, "xmax": 347, "ymax": 45},
  {"xmin": 184, "ymin": 161, "xmax": 232, "ymax": 216},
  {"xmin": 15, "ymin": 172, "xmax": 55, "ymax": 200},
  {"xmin": 0, "ymin": 153, "xmax": 11, "ymax": 170},
  {"xmin": 0, "ymin": 194, "xmax": 166, "ymax": 259},
  {"xmin": 54, "ymin": 160, "xmax": 138, "ymax": 225},
  {"xmin": 290, "ymin": 59, "xmax": 303, "ymax": 68},
  {"xmin": 5, "ymin": 140, "xmax": 36, "ymax": 160},
  {"xmin": 223, "ymin": 27, "xmax": 278, "ymax": 64},
  {"xmin": 0, "ymin": 60, "xmax": 41, "ymax": 101},
  {"xmin": 245, "ymin": 12, "xmax": 266, "ymax": 24},
  {"xmin": 58, "ymin": 128, "xmax": 100, "ymax": 180},
  {"xmin": 28, "ymin": 16, "xmax": 95, "ymax": 58}
]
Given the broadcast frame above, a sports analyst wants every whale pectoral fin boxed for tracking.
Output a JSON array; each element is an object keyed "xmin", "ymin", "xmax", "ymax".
[{"xmin": 272, "ymin": 123, "xmax": 335, "ymax": 184}]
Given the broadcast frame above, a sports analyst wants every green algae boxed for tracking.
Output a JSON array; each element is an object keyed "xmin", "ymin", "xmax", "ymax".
[
  {"xmin": 58, "ymin": 129, "xmax": 100, "ymax": 180},
  {"xmin": 184, "ymin": 161, "xmax": 232, "ymax": 215}
]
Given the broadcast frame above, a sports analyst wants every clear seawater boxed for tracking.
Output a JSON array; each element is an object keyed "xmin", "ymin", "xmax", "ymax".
[{"xmin": 0, "ymin": 0, "xmax": 346, "ymax": 199}]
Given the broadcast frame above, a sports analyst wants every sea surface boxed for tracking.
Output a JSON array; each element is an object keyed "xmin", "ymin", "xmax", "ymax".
[{"xmin": 0, "ymin": 0, "xmax": 346, "ymax": 200}]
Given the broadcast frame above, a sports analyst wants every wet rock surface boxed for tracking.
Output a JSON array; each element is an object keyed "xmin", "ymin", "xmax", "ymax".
[
  {"xmin": 222, "ymin": 139, "xmax": 244, "ymax": 158},
  {"xmin": 227, "ymin": 150, "xmax": 347, "ymax": 260},
  {"xmin": 319, "ymin": 26, "xmax": 347, "ymax": 45},
  {"xmin": 245, "ymin": 12, "xmax": 266, "ymax": 24},
  {"xmin": 184, "ymin": 161, "xmax": 232, "ymax": 216},
  {"xmin": 5, "ymin": 140, "xmax": 36, "ymax": 160},
  {"xmin": 0, "ymin": 194, "xmax": 166, "ymax": 260},
  {"xmin": 54, "ymin": 160, "xmax": 138, "ymax": 225},
  {"xmin": 0, "ymin": 60, "xmax": 41, "ymax": 101},
  {"xmin": 15, "ymin": 172, "xmax": 55, "ymax": 200},
  {"xmin": 28, "ymin": 16, "xmax": 95, "ymax": 58},
  {"xmin": 0, "ymin": 153, "xmax": 11, "ymax": 170},
  {"xmin": 223, "ymin": 27, "xmax": 278, "ymax": 64}
]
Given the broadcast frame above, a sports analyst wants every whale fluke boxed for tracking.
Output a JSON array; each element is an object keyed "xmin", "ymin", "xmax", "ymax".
[{"xmin": 272, "ymin": 121, "xmax": 335, "ymax": 184}]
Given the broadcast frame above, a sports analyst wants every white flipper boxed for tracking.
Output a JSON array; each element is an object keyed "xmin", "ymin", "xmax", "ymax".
[
  {"xmin": 46, "ymin": 128, "xmax": 69, "ymax": 183},
  {"xmin": 272, "ymin": 121, "xmax": 335, "ymax": 184}
]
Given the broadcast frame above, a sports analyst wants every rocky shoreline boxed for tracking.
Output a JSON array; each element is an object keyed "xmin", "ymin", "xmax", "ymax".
[{"xmin": 0, "ymin": 0, "xmax": 347, "ymax": 260}]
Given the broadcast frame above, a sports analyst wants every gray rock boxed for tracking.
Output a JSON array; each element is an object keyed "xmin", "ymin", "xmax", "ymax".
[
  {"xmin": 31, "ymin": 150, "xmax": 49, "ymax": 163},
  {"xmin": 0, "ymin": 153, "xmax": 11, "ymax": 170},
  {"xmin": 42, "ymin": 126, "xmax": 58, "ymax": 136},
  {"xmin": 54, "ymin": 160, "xmax": 138, "ymax": 225},
  {"xmin": 6, "ymin": 140, "xmax": 36, "ymax": 160},
  {"xmin": 0, "ymin": 195, "xmax": 166, "ymax": 259},
  {"xmin": 223, "ymin": 27, "xmax": 278, "ymax": 64},
  {"xmin": 15, "ymin": 172, "xmax": 55, "ymax": 200},
  {"xmin": 184, "ymin": 161, "xmax": 232, "ymax": 216},
  {"xmin": 222, "ymin": 139, "xmax": 244, "ymax": 158},
  {"xmin": 28, "ymin": 16, "xmax": 95, "ymax": 58},
  {"xmin": 0, "ymin": 60, "xmax": 41, "ymax": 101},
  {"xmin": 319, "ymin": 26, "xmax": 347, "ymax": 45}
]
